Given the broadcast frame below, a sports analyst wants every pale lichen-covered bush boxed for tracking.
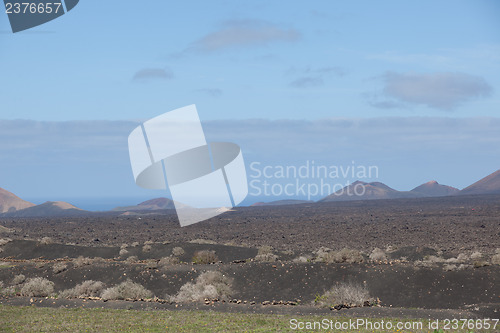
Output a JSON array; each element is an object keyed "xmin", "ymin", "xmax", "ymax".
[
  {"xmin": 169, "ymin": 271, "xmax": 232, "ymax": 302},
  {"xmin": 159, "ymin": 256, "xmax": 180, "ymax": 266},
  {"xmin": 192, "ymin": 250, "xmax": 218, "ymax": 264},
  {"xmin": 470, "ymin": 251, "xmax": 483, "ymax": 260},
  {"xmin": 314, "ymin": 247, "xmax": 364, "ymax": 264},
  {"xmin": 20, "ymin": 277, "xmax": 54, "ymax": 297},
  {"xmin": 315, "ymin": 282, "xmax": 374, "ymax": 308},
  {"xmin": 39, "ymin": 237, "xmax": 53, "ymax": 245},
  {"xmin": 257, "ymin": 246, "xmax": 273, "ymax": 255},
  {"xmin": 125, "ymin": 256, "xmax": 138, "ymax": 263},
  {"xmin": 52, "ymin": 262, "xmax": 68, "ymax": 274},
  {"xmin": 73, "ymin": 256, "xmax": 92, "ymax": 267},
  {"xmin": 313, "ymin": 247, "xmax": 331, "ymax": 262},
  {"xmin": 101, "ymin": 280, "xmax": 153, "ymax": 300},
  {"xmin": 172, "ymin": 247, "xmax": 185, "ymax": 256},
  {"xmin": 327, "ymin": 248, "xmax": 364, "ymax": 264},
  {"xmin": 369, "ymin": 248, "xmax": 387, "ymax": 262},
  {"xmin": 492, "ymin": 249, "xmax": 500, "ymax": 265},
  {"xmin": 144, "ymin": 259, "xmax": 159, "ymax": 269},
  {"xmin": 60, "ymin": 280, "xmax": 105, "ymax": 298},
  {"xmin": 11, "ymin": 274, "xmax": 25, "ymax": 285},
  {"xmin": 292, "ymin": 255, "xmax": 311, "ymax": 263},
  {"xmin": 255, "ymin": 246, "xmax": 278, "ymax": 262}
]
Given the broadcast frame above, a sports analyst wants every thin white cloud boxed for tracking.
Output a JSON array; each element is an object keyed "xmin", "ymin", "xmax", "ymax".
[
  {"xmin": 188, "ymin": 19, "xmax": 300, "ymax": 53},
  {"xmin": 371, "ymin": 72, "xmax": 493, "ymax": 110},
  {"xmin": 132, "ymin": 68, "xmax": 173, "ymax": 82},
  {"xmin": 288, "ymin": 66, "xmax": 346, "ymax": 88},
  {"xmin": 195, "ymin": 88, "xmax": 223, "ymax": 97}
]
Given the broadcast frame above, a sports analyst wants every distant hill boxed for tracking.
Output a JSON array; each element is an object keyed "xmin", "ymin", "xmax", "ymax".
[
  {"xmin": 1, "ymin": 201, "xmax": 87, "ymax": 217},
  {"xmin": 319, "ymin": 181, "xmax": 422, "ymax": 202},
  {"xmin": 113, "ymin": 197, "xmax": 187, "ymax": 211},
  {"xmin": 460, "ymin": 169, "xmax": 500, "ymax": 195},
  {"xmin": 251, "ymin": 199, "xmax": 314, "ymax": 207},
  {"xmin": 0, "ymin": 187, "xmax": 35, "ymax": 213},
  {"xmin": 411, "ymin": 180, "xmax": 460, "ymax": 197}
]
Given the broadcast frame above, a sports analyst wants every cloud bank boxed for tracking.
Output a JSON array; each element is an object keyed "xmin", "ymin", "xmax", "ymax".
[
  {"xmin": 188, "ymin": 20, "xmax": 300, "ymax": 53},
  {"xmin": 1, "ymin": 117, "xmax": 499, "ymax": 199},
  {"xmin": 372, "ymin": 72, "xmax": 493, "ymax": 110}
]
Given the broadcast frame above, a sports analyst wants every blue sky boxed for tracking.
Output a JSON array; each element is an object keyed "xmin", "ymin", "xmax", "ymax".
[{"xmin": 1, "ymin": 1, "xmax": 499, "ymax": 209}]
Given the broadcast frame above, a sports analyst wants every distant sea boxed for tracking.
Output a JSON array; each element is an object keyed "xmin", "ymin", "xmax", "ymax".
[{"xmin": 23, "ymin": 195, "xmax": 319, "ymax": 211}]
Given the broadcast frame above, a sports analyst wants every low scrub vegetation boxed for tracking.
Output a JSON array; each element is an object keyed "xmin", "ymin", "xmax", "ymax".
[
  {"xmin": 52, "ymin": 262, "xmax": 68, "ymax": 274},
  {"xmin": 159, "ymin": 256, "xmax": 180, "ymax": 266},
  {"xmin": 11, "ymin": 274, "xmax": 25, "ymax": 285},
  {"xmin": 39, "ymin": 237, "xmax": 53, "ymax": 245},
  {"xmin": 192, "ymin": 250, "xmax": 218, "ymax": 264},
  {"xmin": 169, "ymin": 271, "xmax": 232, "ymax": 302},
  {"xmin": 315, "ymin": 282, "xmax": 374, "ymax": 308},
  {"xmin": 101, "ymin": 280, "xmax": 153, "ymax": 301},
  {"xmin": 125, "ymin": 256, "xmax": 138, "ymax": 263},
  {"xmin": 144, "ymin": 259, "xmax": 159, "ymax": 269},
  {"xmin": 292, "ymin": 255, "xmax": 311, "ymax": 263},
  {"xmin": 20, "ymin": 277, "xmax": 54, "ymax": 297},
  {"xmin": 254, "ymin": 246, "xmax": 278, "ymax": 262},
  {"xmin": 492, "ymin": 249, "xmax": 500, "ymax": 265},
  {"xmin": 172, "ymin": 247, "xmax": 185, "ymax": 256},
  {"xmin": 73, "ymin": 256, "xmax": 93, "ymax": 267},
  {"xmin": 314, "ymin": 247, "xmax": 364, "ymax": 264},
  {"xmin": 369, "ymin": 248, "xmax": 387, "ymax": 262},
  {"xmin": 60, "ymin": 280, "xmax": 105, "ymax": 298}
]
